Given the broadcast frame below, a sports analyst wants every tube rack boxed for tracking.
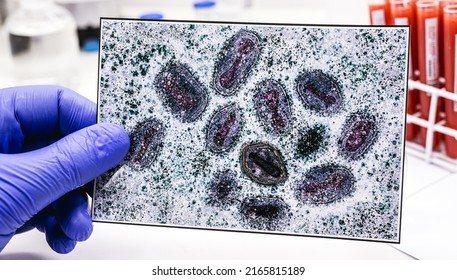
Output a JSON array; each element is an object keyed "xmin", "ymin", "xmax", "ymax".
[{"xmin": 406, "ymin": 79, "xmax": 457, "ymax": 172}]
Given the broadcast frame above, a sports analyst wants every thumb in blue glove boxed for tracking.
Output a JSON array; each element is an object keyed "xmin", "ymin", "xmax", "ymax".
[{"xmin": 0, "ymin": 85, "xmax": 130, "ymax": 253}]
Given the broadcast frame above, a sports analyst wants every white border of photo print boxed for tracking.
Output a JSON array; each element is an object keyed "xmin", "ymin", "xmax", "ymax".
[{"xmin": 94, "ymin": 18, "xmax": 408, "ymax": 243}]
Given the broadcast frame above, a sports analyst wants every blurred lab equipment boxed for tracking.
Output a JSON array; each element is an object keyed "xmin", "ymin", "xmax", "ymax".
[
  {"xmin": 0, "ymin": 0, "xmax": 19, "ymax": 24},
  {"xmin": 193, "ymin": 0, "xmax": 217, "ymax": 20},
  {"xmin": 193, "ymin": 0, "xmax": 248, "ymax": 21},
  {"xmin": 214, "ymin": 0, "xmax": 250, "ymax": 21},
  {"xmin": 0, "ymin": 0, "xmax": 6, "ymax": 23},
  {"xmin": 5, "ymin": 0, "xmax": 79, "ymax": 86},
  {"xmin": 55, "ymin": 0, "xmax": 119, "ymax": 50},
  {"xmin": 139, "ymin": 12, "xmax": 164, "ymax": 20}
]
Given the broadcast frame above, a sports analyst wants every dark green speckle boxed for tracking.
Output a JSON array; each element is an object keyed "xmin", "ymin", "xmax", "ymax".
[{"xmin": 296, "ymin": 124, "xmax": 327, "ymax": 158}]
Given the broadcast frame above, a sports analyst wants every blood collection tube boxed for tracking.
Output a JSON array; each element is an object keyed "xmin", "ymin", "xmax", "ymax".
[
  {"xmin": 439, "ymin": 1, "xmax": 457, "ymax": 83},
  {"xmin": 368, "ymin": 0, "xmax": 391, "ymax": 25},
  {"xmin": 416, "ymin": 0, "xmax": 441, "ymax": 148},
  {"xmin": 391, "ymin": 0, "xmax": 420, "ymax": 141},
  {"xmin": 443, "ymin": 5, "xmax": 457, "ymax": 157}
]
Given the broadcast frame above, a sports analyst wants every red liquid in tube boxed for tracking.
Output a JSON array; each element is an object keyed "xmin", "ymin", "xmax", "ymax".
[
  {"xmin": 391, "ymin": 0, "xmax": 420, "ymax": 141},
  {"xmin": 391, "ymin": 0, "xmax": 418, "ymax": 72},
  {"xmin": 369, "ymin": 0, "xmax": 391, "ymax": 24},
  {"xmin": 443, "ymin": 5, "xmax": 457, "ymax": 157},
  {"xmin": 417, "ymin": 0, "xmax": 441, "ymax": 149},
  {"xmin": 439, "ymin": 1, "xmax": 457, "ymax": 82}
]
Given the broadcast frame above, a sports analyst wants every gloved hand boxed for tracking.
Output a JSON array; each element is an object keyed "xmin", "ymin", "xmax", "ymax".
[{"xmin": 0, "ymin": 85, "xmax": 130, "ymax": 254}]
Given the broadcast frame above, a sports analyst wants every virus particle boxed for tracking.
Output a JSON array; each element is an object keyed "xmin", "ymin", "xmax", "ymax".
[
  {"xmin": 295, "ymin": 69, "xmax": 343, "ymax": 114},
  {"xmin": 253, "ymin": 79, "xmax": 292, "ymax": 134},
  {"xmin": 155, "ymin": 62, "xmax": 208, "ymax": 122},
  {"xmin": 206, "ymin": 170, "xmax": 241, "ymax": 207},
  {"xmin": 213, "ymin": 29, "xmax": 262, "ymax": 96},
  {"xmin": 339, "ymin": 112, "xmax": 378, "ymax": 160},
  {"xmin": 206, "ymin": 103, "xmax": 244, "ymax": 153},
  {"xmin": 240, "ymin": 142, "xmax": 287, "ymax": 185},
  {"xmin": 295, "ymin": 164, "xmax": 355, "ymax": 204},
  {"xmin": 127, "ymin": 118, "xmax": 166, "ymax": 169},
  {"xmin": 240, "ymin": 196, "xmax": 290, "ymax": 231}
]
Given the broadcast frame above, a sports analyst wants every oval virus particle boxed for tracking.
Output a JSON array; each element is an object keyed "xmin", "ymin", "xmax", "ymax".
[
  {"xmin": 295, "ymin": 69, "xmax": 343, "ymax": 114},
  {"xmin": 240, "ymin": 196, "xmax": 290, "ymax": 231},
  {"xmin": 339, "ymin": 112, "xmax": 378, "ymax": 160},
  {"xmin": 213, "ymin": 30, "xmax": 262, "ymax": 96},
  {"xmin": 295, "ymin": 164, "xmax": 355, "ymax": 204},
  {"xmin": 253, "ymin": 79, "xmax": 292, "ymax": 134},
  {"xmin": 206, "ymin": 170, "xmax": 240, "ymax": 207},
  {"xmin": 155, "ymin": 62, "xmax": 208, "ymax": 122},
  {"xmin": 206, "ymin": 104, "xmax": 244, "ymax": 153},
  {"xmin": 128, "ymin": 118, "xmax": 166, "ymax": 169},
  {"xmin": 296, "ymin": 124, "xmax": 327, "ymax": 158},
  {"xmin": 240, "ymin": 142, "xmax": 287, "ymax": 185}
]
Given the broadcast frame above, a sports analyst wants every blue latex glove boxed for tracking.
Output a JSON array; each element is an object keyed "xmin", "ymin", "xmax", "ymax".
[{"xmin": 0, "ymin": 85, "xmax": 130, "ymax": 254}]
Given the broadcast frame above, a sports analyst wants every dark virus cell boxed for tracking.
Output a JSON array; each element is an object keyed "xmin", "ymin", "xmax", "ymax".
[
  {"xmin": 206, "ymin": 103, "xmax": 244, "ymax": 153},
  {"xmin": 294, "ymin": 164, "xmax": 355, "ymax": 205},
  {"xmin": 296, "ymin": 124, "xmax": 327, "ymax": 158},
  {"xmin": 213, "ymin": 29, "xmax": 262, "ymax": 96},
  {"xmin": 240, "ymin": 196, "xmax": 290, "ymax": 231},
  {"xmin": 339, "ymin": 112, "xmax": 378, "ymax": 160},
  {"xmin": 240, "ymin": 142, "xmax": 287, "ymax": 185},
  {"xmin": 295, "ymin": 69, "xmax": 343, "ymax": 114},
  {"xmin": 206, "ymin": 170, "xmax": 240, "ymax": 207},
  {"xmin": 127, "ymin": 118, "xmax": 166, "ymax": 169},
  {"xmin": 155, "ymin": 62, "xmax": 208, "ymax": 122},
  {"xmin": 253, "ymin": 79, "xmax": 292, "ymax": 134}
]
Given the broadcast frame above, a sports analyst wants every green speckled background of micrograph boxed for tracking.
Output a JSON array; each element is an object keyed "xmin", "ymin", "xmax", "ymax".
[{"xmin": 94, "ymin": 19, "xmax": 408, "ymax": 242}]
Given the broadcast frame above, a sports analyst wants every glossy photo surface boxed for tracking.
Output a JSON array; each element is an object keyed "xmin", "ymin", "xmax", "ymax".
[{"xmin": 94, "ymin": 19, "xmax": 408, "ymax": 242}]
